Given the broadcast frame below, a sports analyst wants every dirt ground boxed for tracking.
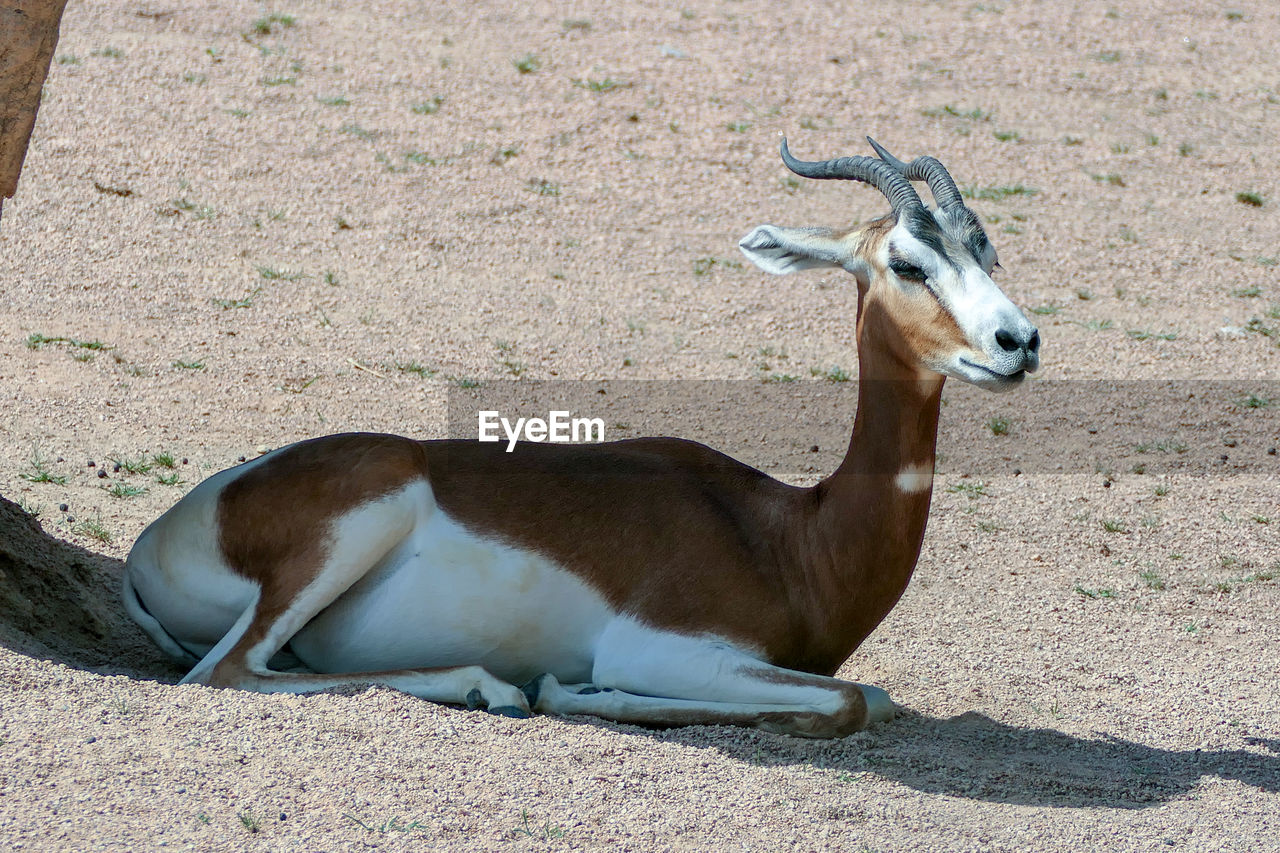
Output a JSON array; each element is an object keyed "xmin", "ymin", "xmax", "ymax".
[{"xmin": 1, "ymin": 0, "xmax": 1277, "ymax": 849}]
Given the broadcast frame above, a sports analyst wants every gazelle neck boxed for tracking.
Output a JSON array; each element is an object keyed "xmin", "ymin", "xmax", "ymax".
[
  {"xmin": 803, "ymin": 297, "xmax": 945, "ymax": 670},
  {"xmin": 828, "ymin": 294, "xmax": 947, "ymax": 483}
]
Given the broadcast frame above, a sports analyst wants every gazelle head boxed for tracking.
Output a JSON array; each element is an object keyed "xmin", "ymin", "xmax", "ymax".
[{"xmin": 739, "ymin": 137, "xmax": 1040, "ymax": 391}]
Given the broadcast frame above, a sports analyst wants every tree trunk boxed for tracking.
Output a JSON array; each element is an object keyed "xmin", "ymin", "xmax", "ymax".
[{"xmin": 0, "ymin": 0, "xmax": 69, "ymax": 220}]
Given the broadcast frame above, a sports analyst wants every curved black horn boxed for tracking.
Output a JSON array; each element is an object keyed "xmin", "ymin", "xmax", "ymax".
[
  {"xmin": 780, "ymin": 137, "xmax": 923, "ymax": 217},
  {"xmin": 865, "ymin": 136, "xmax": 965, "ymax": 210}
]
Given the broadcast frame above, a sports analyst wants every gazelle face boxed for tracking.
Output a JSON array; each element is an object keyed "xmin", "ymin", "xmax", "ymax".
[
  {"xmin": 876, "ymin": 206, "xmax": 1039, "ymax": 390},
  {"xmin": 738, "ymin": 140, "xmax": 1039, "ymax": 392}
]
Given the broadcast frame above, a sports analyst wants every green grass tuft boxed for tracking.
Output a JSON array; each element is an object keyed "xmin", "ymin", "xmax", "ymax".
[
  {"xmin": 411, "ymin": 95, "xmax": 444, "ymax": 115},
  {"xmin": 21, "ymin": 450, "xmax": 67, "ymax": 485},
  {"xmin": 572, "ymin": 77, "xmax": 627, "ymax": 93},
  {"xmin": 512, "ymin": 54, "xmax": 541, "ymax": 74},
  {"xmin": 256, "ymin": 265, "xmax": 304, "ymax": 281},
  {"xmin": 962, "ymin": 184, "xmax": 1038, "ymax": 201},
  {"xmin": 106, "ymin": 481, "xmax": 148, "ymax": 498},
  {"xmin": 252, "ymin": 13, "xmax": 296, "ymax": 35},
  {"xmin": 27, "ymin": 333, "xmax": 111, "ymax": 352},
  {"xmin": 946, "ymin": 480, "xmax": 988, "ymax": 499},
  {"xmin": 810, "ymin": 365, "xmax": 851, "ymax": 383},
  {"xmin": 1236, "ymin": 393, "xmax": 1272, "ymax": 409},
  {"xmin": 526, "ymin": 179, "xmax": 560, "ymax": 196},
  {"xmin": 73, "ymin": 517, "xmax": 112, "ymax": 544}
]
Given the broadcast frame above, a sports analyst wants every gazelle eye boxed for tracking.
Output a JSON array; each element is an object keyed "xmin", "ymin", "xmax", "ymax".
[{"xmin": 889, "ymin": 258, "xmax": 926, "ymax": 281}]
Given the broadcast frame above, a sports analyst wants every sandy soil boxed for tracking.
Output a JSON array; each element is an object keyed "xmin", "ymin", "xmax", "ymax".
[{"xmin": 1, "ymin": 0, "xmax": 1277, "ymax": 849}]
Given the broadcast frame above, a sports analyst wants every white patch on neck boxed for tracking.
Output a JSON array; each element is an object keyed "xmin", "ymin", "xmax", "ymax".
[{"xmin": 894, "ymin": 462, "xmax": 934, "ymax": 494}]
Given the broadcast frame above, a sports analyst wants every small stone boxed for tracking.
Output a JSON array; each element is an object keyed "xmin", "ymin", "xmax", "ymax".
[
  {"xmin": 113, "ymin": 462, "xmax": 121, "ymax": 473},
  {"xmin": 1220, "ymin": 454, "xmax": 1229, "ymax": 462},
  {"xmin": 810, "ymin": 445, "xmax": 819, "ymax": 453},
  {"xmin": 182, "ymin": 458, "xmax": 189, "ymax": 465},
  {"xmin": 85, "ymin": 736, "xmax": 96, "ymax": 744},
  {"xmin": 237, "ymin": 456, "xmax": 246, "ymax": 463},
  {"xmin": 1103, "ymin": 479, "xmax": 1112, "ymax": 488},
  {"xmin": 97, "ymin": 470, "xmax": 108, "ymax": 479},
  {"xmin": 1013, "ymin": 468, "xmax": 1022, "ymax": 476},
  {"xmin": 87, "ymin": 460, "xmax": 95, "ymax": 468},
  {"xmin": 255, "ymin": 445, "xmax": 270, "ymax": 455},
  {"xmin": 59, "ymin": 504, "xmax": 69, "ymax": 512},
  {"xmin": 66, "ymin": 516, "xmax": 75, "ymax": 523},
  {"xmin": 1269, "ymin": 447, "xmax": 1277, "ymax": 456},
  {"xmin": 1223, "ymin": 438, "xmax": 1237, "ymax": 447},
  {"xmin": 1087, "ymin": 426, "xmax": 1098, "ymax": 435}
]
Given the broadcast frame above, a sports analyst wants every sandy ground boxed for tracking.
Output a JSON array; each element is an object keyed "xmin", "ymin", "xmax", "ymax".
[{"xmin": 1, "ymin": 0, "xmax": 1278, "ymax": 849}]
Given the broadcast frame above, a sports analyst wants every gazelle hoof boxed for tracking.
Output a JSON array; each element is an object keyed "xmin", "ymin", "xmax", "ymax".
[
  {"xmin": 859, "ymin": 684, "xmax": 895, "ymax": 724},
  {"xmin": 520, "ymin": 673, "xmax": 557, "ymax": 708},
  {"xmin": 465, "ymin": 687, "xmax": 484, "ymax": 710},
  {"xmin": 488, "ymin": 705, "xmax": 532, "ymax": 719}
]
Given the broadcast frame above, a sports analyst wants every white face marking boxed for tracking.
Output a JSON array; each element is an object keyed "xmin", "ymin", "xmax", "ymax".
[
  {"xmin": 887, "ymin": 221, "xmax": 1038, "ymax": 389},
  {"xmin": 885, "ymin": 225, "xmax": 943, "ymax": 282},
  {"xmin": 894, "ymin": 462, "xmax": 934, "ymax": 494}
]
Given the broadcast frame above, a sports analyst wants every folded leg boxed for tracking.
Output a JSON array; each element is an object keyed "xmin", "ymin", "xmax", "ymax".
[{"xmin": 527, "ymin": 618, "xmax": 893, "ymax": 738}]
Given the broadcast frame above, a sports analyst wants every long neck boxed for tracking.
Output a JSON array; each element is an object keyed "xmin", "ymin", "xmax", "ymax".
[{"xmin": 801, "ymin": 298, "xmax": 945, "ymax": 671}]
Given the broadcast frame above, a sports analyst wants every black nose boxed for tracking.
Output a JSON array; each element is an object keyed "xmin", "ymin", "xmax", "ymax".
[{"xmin": 995, "ymin": 328, "xmax": 1039, "ymax": 354}]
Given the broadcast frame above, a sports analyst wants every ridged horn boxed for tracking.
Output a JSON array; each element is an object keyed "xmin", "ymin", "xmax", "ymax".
[
  {"xmin": 865, "ymin": 136, "xmax": 965, "ymax": 210},
  {"xmin": 779, "ymin": 137, "xmax": 924, "ymax": 218}
]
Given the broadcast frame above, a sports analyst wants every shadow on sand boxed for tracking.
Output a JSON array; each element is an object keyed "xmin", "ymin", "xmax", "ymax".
[
  {"xmin": 3, "ymin": 495, "xmax": 1277, "ymax": 810},
  {"xmin": 651, "ymin": 707, "xmax": 1280, "ymax": 809},
  {"xmin": 0, "ymin": 495, "xmax": 180, "ymax": 680}
]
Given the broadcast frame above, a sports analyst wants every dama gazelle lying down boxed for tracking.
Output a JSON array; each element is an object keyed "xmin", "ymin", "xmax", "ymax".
[{"xmin": 123, "ymin": 137, "xmax": 1039, "ymax": 738}]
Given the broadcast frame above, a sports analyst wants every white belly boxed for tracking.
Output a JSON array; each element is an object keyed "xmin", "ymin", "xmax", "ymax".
[{"xmin": 290, "ymin": 505, "xmax": 617, "ymax": 685}]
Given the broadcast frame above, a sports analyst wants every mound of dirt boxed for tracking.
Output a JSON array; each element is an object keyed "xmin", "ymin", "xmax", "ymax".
[{"xmin": 0, "ymin": 495, "xmax": 170, "ymax": 677}]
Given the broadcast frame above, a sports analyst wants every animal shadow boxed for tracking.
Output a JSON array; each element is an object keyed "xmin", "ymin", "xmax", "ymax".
[{"xmin": 688, "ymin": 707, "xmax": 1280, "ymax": 809}]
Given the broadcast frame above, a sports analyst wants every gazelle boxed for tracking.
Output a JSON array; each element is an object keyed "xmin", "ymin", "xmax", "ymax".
[{"xmin": 123, "ymin": 137, "xmax": 1039, "ymax": 738}]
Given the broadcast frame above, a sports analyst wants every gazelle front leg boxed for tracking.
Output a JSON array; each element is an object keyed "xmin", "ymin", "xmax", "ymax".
[
  {"xmin": 527, "ymin": 618, "xmax": 894, "ymax": 738},
  {"xmin": 206, "ymin": 655, "xmax": 533, "ymax": 718}
]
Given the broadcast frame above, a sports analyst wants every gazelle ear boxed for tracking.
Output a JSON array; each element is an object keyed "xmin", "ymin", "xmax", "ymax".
[{"xmin": 739, "ymin": 224, "xmax": 847, "ymax": 275}]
